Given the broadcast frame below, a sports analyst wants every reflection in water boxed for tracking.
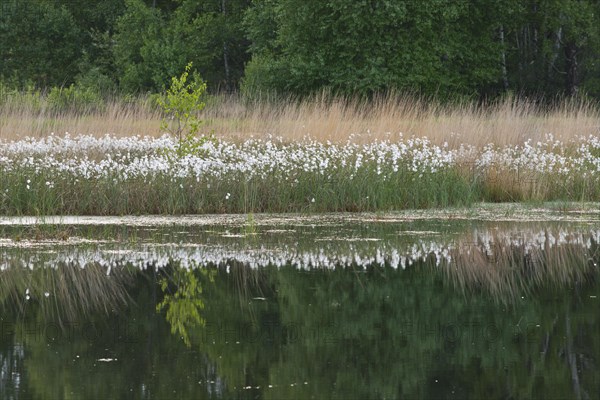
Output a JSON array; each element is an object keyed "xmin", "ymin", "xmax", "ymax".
[
  {"xmin": 0, "ymin": 221, "xmax": 599, "ymax": 398},
  {"xmin": 1, "ymin": 224, "xmax": 598, "ymax": 302},
  {"xmin": 0, "ymin": 261, "xmax": 134, "ymax": 322},
  {"xmin": 157, "ymin": 267, "xmax": 214, "ymax": 346},
  {"xmin": 449, "ymin": 228, "xmax": 599, "ymax": 301}
]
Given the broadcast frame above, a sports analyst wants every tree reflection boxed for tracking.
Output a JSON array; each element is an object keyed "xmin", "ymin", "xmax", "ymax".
[
  {"xmin": 156, "ymin": 266, "xmax": 214, "ymax": 347},
  {"xmin": 183, "ymin": 237, "xmax": 600, "ymax": 399}
]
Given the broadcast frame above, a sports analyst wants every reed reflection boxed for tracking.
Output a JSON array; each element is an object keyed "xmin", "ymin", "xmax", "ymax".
[
  {"xmin": 1, "ymin": 223, "xmax": 598, "ymax": 303},
  {"xmin": 0, "ymin": 260, "xmax": 134, "ymax": 322},
  {"xmin": 444, "ymin": 227, "xmax": 600, "ymax": 302}
]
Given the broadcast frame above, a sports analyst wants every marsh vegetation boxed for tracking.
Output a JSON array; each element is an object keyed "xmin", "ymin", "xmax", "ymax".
[
  {"xmin": 2, "ymin": 1, "xmax": 600, "ymax": 398},
  {"xmin": 1, "ymin": 127, "xmax": 598, "ymax": 215}
]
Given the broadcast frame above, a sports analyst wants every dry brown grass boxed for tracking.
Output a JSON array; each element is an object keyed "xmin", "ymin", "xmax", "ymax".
[
  {"xmin": 0, "ymin": 97, "xmax": 163, "ymax": 140},
  {"xmin": 203, "ymin": 93, "xmax": 600, "ymax": 147},
  {"xmin": 1, "ymin": 91, "xmax": 599, "ymax": 147}
]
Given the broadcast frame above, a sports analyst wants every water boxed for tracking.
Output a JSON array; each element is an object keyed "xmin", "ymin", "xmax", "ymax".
[{"xmin": 0, "ymin": 212, "xmax": 599, "ymax": 399}]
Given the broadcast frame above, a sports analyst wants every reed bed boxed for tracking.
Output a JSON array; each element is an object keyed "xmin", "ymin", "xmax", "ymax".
[
  {"xmin": 1, "ymin": 90, "xmax": 599, "ymax": 148},
  {"xmin": 0, "ymin": 91, "xmax": 162, "ymax": 141},
  {"xmin": 1, "ymin": 91, "xmax": 599, "ymax": 215},
  {"xmin": 202, "ymin": 93, "xmax": 600, "ymax": 148}
]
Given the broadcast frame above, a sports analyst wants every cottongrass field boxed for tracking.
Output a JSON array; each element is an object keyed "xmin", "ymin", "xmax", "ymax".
[{"xmin": 1, "ymin": 132, "xmax": 599, "ymax": 215}]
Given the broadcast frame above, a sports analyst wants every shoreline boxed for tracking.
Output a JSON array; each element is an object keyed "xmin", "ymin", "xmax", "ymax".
[{"xmin": 1, "ymin": 202, "xmax": 599, "ymax": 226}]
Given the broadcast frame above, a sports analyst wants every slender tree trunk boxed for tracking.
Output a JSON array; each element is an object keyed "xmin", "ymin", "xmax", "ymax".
[
  {"xmin": 548, "ymin": 27, "xmax": 562, "ymax": 77},
  {"xmin": 221, "ymin": 0, "xmax": 231, "ymax": 91},
  {"xmin": 223, "ymin": 43, "xmax": 230, "ymax": 91},
  {"xmin": 516, "ymin": 31, "xmax": 523, "ymax": 87},
  {"xmin": 565, "ymin": 42, "xmax": 579, "ymax": 96},
  {"xmin": 500, "ymin": 25, "xmax": 509, "ymax": 91}
]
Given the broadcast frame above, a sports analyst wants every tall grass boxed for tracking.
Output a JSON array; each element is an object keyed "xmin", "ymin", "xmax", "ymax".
[
  {"xmin": 0, "ymin": 85, "xmax": 162, "ymax": 140},
  {"xmin": 203, "ymin": 92, "xmax": 600, "ymax": 148},
  {"xmin": 1, "ymin": 88, "xmax": 598, "ymax": 215},
  {"xmin": 2, "ymin": 87, "xmax": 599, "ymax": 148}
]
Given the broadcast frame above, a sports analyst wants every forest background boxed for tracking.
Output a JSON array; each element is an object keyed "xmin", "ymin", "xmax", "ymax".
[{"xmin": 1, "ymin": 0, "xmax": 599, "ymax": 101}]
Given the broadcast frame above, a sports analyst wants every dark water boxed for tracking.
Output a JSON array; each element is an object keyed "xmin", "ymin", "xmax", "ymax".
[{"xmin": 0, "ymin": 218, "xmax": 599, "ymax": 399}]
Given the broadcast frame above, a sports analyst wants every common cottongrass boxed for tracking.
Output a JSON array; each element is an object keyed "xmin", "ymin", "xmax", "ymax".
[{"xmin": 0, "ymin": 133, "xmax": 598, "ymax": 215}]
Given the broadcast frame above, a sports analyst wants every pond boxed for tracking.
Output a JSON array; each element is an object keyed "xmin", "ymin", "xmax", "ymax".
[{"xmin": 0, "ymin": 208, "xmax": 599, "ymax": 399}]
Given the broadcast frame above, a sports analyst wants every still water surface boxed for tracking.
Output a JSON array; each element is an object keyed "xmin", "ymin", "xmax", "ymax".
[{"xmin": 0, "ymin": 213, "xmax": 599, "ymax": 399}]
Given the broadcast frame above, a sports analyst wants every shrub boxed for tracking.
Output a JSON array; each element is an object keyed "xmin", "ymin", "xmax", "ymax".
[
  {"xmin": 46, "ymin": 85, "xmax": 105, "ymax": 114},
  {"xmin": 157, "ymin": 62, "xmax": 206, "ymax": 141}
]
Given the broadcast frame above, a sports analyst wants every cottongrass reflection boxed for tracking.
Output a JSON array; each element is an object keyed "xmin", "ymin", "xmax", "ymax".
[{"xmin": 1, "ymin": 226, "xmax": 598, "ymax": 302}]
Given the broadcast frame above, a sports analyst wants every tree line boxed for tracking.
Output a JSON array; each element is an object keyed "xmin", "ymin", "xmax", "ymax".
[{"xmin": 1, "ymin": 0, "xmax": 599, "ymax": 100}]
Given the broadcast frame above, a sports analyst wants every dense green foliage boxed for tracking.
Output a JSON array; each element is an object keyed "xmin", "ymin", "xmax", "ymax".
[
  {"xmin": 1, "ymin": 0, "xmax": 600, "ymax": 99},
  {"xmin": 157, "ymin": 62, "xmax": 207, "ymax": 140},
  {"xmin": 244, "ymin": 0, "xmax": 504, "ymax": 97}
]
